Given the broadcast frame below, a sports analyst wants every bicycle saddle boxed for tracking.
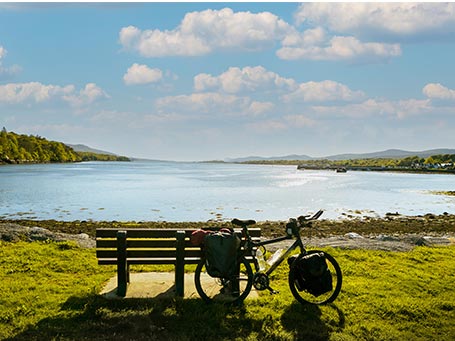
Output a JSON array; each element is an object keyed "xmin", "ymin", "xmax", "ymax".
[{"xmin": 231, "ymin": 218, "xmax": 256, "ymax": 227}]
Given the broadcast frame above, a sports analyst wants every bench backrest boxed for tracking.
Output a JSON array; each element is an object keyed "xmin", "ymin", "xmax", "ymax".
[{"xmin": 96, "ymin": 228, "xmax": 262, "ymax": 265}]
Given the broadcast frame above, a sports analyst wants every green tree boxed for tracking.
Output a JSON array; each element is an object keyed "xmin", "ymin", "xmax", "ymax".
[{"xmin": 1, "ymin": 129, "xmax": 129, "ymax": 164}]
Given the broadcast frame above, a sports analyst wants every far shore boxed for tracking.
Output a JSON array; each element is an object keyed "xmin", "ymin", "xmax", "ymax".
[{"xmin": 3, "ymin": 159, "xmax": 455, "ymax": 176}]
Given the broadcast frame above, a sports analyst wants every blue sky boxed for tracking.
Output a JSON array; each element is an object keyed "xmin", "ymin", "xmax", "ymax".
[{"xmin": 1, "ymin": 2, "xmax": 455, "ymax": 161}]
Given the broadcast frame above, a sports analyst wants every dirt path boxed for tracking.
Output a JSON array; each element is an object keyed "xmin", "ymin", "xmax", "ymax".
[{"xmin": 265, "ymin": 233, "xmax": 455, "ymax": 252}]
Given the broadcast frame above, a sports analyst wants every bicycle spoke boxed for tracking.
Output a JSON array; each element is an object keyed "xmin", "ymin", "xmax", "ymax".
[{"xmin": 195, "ymin": 257, "xmax": 253, "ymax": 304}]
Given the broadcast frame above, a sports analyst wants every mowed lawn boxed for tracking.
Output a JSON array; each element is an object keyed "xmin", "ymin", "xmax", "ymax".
[{"xmin": 1, "ymin": 241, "xmax": 454, "ymax": 341}]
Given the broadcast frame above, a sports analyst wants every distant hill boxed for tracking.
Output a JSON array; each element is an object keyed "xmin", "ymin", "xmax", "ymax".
[
  {"xmin": 225, "ymin": 154, "xmax": 312, "ymax": 163},
  {"xmin": 227, "ymin": 149, "xmax": 455, "ymax": 162},
  {"xmin": 65, "ymin": 144, "xmax": 116, "ymax": 156}
]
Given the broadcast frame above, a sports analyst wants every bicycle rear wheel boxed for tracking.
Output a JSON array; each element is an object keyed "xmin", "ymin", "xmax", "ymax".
[
  {"xmin": 288, "ymin": 250, "xmax": 342, "ymax": 305},
  {"xmin": 194, "ymin": 257, "xmax": 253, "ymax": 304}
]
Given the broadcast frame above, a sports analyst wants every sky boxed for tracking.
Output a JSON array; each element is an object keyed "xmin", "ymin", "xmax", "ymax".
[{"xmin": 1, "ymin": 2, "xmax": 455, "ymax": 161}]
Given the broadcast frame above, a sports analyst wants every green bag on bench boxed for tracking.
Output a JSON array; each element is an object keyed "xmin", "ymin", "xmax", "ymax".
[{"xmin": 204, "ymin": 230, "xmax": 241, "ymax": 278}]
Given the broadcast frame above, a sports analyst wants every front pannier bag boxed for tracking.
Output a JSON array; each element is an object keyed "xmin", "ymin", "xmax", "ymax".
[
  {"xmin": 291, "ymin": 252, "xmax": 333, "ymax": 296},
  {"xmin": 204, "ymin": 230, "xmax": 241, "ymax": 278}
]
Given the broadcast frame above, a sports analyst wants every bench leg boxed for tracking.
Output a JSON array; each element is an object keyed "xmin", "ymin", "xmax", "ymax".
[
  {"xmin": 117, "ymin": 231, "xmax": 128, "ymax": 297},
  {"xmin": 117, "ymin": 262, "xmax": 128, "ymax": 297},
  {"xmin": 175, "ymin": 231, "xmax": 185, "ymax": 297},
  {"xmin": 231, "ymin": 261, "xmax": 241, "ymax": 297}
]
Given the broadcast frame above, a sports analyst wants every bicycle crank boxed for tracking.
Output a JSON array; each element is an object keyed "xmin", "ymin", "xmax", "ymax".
[{"xmin": 253, "ymin": 273, "xmax": 278, "ymax": 294}]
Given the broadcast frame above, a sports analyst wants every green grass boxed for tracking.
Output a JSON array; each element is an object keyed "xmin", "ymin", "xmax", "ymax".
[{"xmin": 1, "ymin": 241, "xmax": 454, "ymax": 340}]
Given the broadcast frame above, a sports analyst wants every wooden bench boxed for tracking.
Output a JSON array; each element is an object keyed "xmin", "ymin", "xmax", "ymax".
[{"xmin": 96, "ymin": 227, "xmax": 261, "ymax": 297}]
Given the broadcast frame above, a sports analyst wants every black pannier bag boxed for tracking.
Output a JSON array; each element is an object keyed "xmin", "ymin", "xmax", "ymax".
[
  {"xmin": 288, "ymin": 252, "xmax": 333, "ymax": 296},
  {"xmin": 204, "ymin": 230, "xmax": 241, "ymax": 278}
]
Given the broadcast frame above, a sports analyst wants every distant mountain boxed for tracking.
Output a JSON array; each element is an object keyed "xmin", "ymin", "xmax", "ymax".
[
  {"xmin": 226, "ymin": 148, "xmax": 455, "ymax": 162},
  {"xmin": 225, "ymin": 154, "xmax": 313, "ymax": 162},
  {"xmin": 66, "ymin": 144, "xmax": 116, "ymax": 156}
]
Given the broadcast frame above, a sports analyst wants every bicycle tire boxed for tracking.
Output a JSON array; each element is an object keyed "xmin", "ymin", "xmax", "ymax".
[
  {"xmin": 288, "ymin": 250, "xmax": 342, "ymax": 305},
  {"xmin": 194, "ymin": 256, "xmax": 253, "ymax": 304}
]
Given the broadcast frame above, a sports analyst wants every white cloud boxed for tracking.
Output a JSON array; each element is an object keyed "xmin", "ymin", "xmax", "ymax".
[
  {"xmin": 123, "ymin": 63, "xmax": 163, "ymax": 85},
  {"xmin": 119, "ymin": 26, "xmax": 141, "ymax": 50},
  {"xmin": 143, "ymin": 112, "xmax": 189, "ymax": 124},
  {"xmin": 90, "ymin": 110, "xmax": 190, "ymax": 131},
  {"xmin": 283, "ymin": 26, "xmax": 326, "ymax": 46},
  {"xmin": 119, "ymin": 8, "xmax": 292, "ymax": 57},
  {"xmin": 247, "ymin": 119, "xmax": 287, "ymax": 133},
  {"xmin": 118, "ymin": 7, "xmax": 404, "ymax": 63},
  {"xmin": 249, "ymin": 101, "xmax": 275, "ymax": 115},
  {"xmin": 247, "ymin": 114, "xmax": 316, "ymax": 134},
  {"xmin": 295, "ymin": 3, "xmax": 455, "ymax": 37},
  {"xmin": 282, "ymin": 80, "xmax": 365, "ymax": 103},
  {"xmin": 310, "ymin": 98, "xmax": 432, "ymax": 119},
  {"xmin": 63, "ymin": 83, "xmax": 109, "ymax": 107},
  {"xmin": 423, "ymin": 83, "xmax": 455, "ymax": 100},
  {"xmin": 0, "ymin": 82, "xmax": 73, "ymax": 103},
  {"xmin": 0, "ymin": 45, "xmax": 21, "ymax": 78},
  {"xmin": 194, "ymin": 66, "xmax": 297, "ymax": 93},
  {"xmin": 277, "ymin": 33, "xmax": 401, "ymax": 62},
  {"xmin": 122, "ymin": 26, "xmax": 210, "ymax": 57},
  {"xmin": 283, "ymin": 115, "xmax": 316, "ymax": 127},
  {"xmin": 0, "ymin": 82, "xmax": 108, "ymax": 106},
  {"xmin": 155, "ymin": 92, "xmax": 272, "ymax": 117},
  {"xmin": 0, "ymin": 64, "xmax": 22, "ymax": 79},
  {"xmin": 395, "ymin": 99, "xmax": 433, "ymax": 119}
]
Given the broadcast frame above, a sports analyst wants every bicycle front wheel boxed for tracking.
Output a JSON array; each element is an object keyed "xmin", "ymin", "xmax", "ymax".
[
  {"xmin": 194, "ymin": 257, "xmax": 253, "ymax": 304},
  {"xmin": 289, "ymin": 250, "xmax": 342, "ymax": 305}
]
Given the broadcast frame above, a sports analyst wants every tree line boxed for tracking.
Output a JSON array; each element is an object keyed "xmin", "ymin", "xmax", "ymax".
[
  {"xmin": 0, "ymin": 128, "xmax": 129, "ymax": 164},
  {"xmin": 241, "ymin": 154, "xmax": 455, "ymax": 171}
]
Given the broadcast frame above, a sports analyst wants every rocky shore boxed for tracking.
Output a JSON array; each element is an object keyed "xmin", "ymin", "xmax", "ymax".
[
  {"xmin": 0, "ymin": 222, "xmax": 95, "ymax": 248},
  {"xmin": 1, "ymin": 213, "xmax": 454, "ymax": 251}
]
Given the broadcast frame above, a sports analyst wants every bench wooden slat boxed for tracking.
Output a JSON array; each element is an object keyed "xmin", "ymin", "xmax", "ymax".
[
  {"xmin": 97, "ymin": 238, "xmax": 261, "ymax": 249},
  {"xmin": 98, "ymin": 257, "xmax": 218, "ymax": 265},
  {"xmin": 96, "ymin": 227, "xmax": 262, "ymax": 239},
  {"xmin": 98, "ymin": 255, "xmax": 256, "ymax": 266},
  {"xmin": 96, "ymin": 229, "xmax": 179, "ymax": 238},
  {"xmin": 97, "ymin": 249, "xmax": 203, "ymax": 259},
  {"xmin": 97, "ymin": 246, "xmax": 254, "ymax": 259},
  {"xmin": 97, "ymin": 239, "xmax": 178, "ymax": 249}
]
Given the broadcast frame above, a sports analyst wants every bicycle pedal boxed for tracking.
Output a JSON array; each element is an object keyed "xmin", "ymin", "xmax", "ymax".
[{"xmin": 267, "ymin": 287, "xmax": 279, "ymax": 295}]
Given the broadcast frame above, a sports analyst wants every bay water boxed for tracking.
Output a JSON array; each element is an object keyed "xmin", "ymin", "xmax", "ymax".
[{"xmin": 1, "ymin": 161, "xmax": 454, "ymax": 222}]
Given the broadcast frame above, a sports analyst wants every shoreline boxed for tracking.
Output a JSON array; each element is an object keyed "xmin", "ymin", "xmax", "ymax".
[
  {"xmin": 2, "ymin": 213, "xmax": 454, "ymax": 251},
  {"xmin": 2, "ymin": 159, "xmax": 455, "ymax": 175},
  {"xmin": 2, "ymin": 212, "xmax": 455, "ymax": 235}
]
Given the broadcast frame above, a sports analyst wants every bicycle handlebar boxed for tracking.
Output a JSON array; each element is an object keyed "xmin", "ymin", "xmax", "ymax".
[
  {"xmin": 297, "ymin": 209, "xmax": 323, "ymax": 226},
  {"xmin": 231, "ymin": 209, "xmax": 323, "ymax": 231}
]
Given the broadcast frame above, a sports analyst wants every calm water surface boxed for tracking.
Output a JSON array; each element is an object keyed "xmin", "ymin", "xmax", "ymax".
[{"xmin": 1, "ymin": 161, "xmax": 454, "ymax": 221}]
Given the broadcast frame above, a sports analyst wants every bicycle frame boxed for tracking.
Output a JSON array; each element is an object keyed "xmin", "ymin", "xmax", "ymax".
[
  {"xmin": 244, "ymin": 229, "xmax": 306, "ymax": 276},
  {"xmin": 202, "ymin": 210, "xmax": 343, "ymax": 305}
]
